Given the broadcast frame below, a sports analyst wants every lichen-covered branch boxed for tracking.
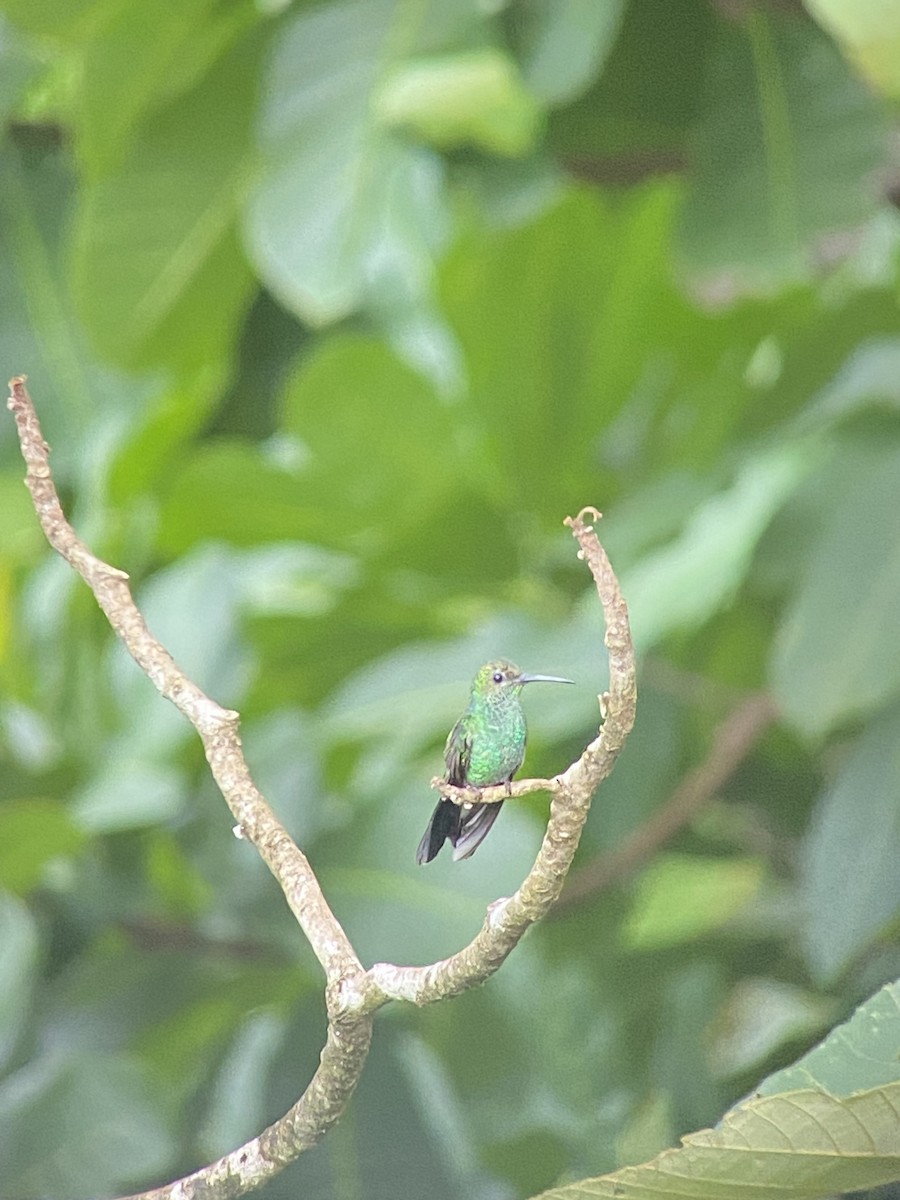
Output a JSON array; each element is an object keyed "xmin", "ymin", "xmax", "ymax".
[
  {"xmin": 7, "ymin": 376, "xmax": 359, "ymax": 987},
  {"xmin": 346, "ymin": 506, "xmax": 637, "ymax": 1013},
  {"xmin": 121, "ymin": 1017, "xmax": 373, "ymax": 1200},
  {"xmin": 9, "ymin": 376, "xmax": 636, "ymax": 1199},
  {"xmin": 8, "ymin": 376, "xmax": 372, "ymax": 1200},
  {"xmin": 430, "ymin": 776, "xmax": 563, "ymax": 805}
]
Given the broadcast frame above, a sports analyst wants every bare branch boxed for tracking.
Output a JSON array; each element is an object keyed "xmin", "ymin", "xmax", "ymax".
[
  {"xmin": 8, "ymin": 376, "xmax": 373, "ymax": 1198},
  {"xmin": 430, "ymin": 776, "xmax": 563, "ymax": 805},
  {"xmin": 120, "ymin": 1018, "xmax": 373, "ymax": 1200},
  {"xmin": 555, "ymin": 690, "xmax": 778, "ymax": 913},
  {"xmin": 7, "ymin": 376, "xmax": 358, "ymax": 987},
  {"xmin": 347, "ymin": 506, "xmax": 637, "ymax": 1012},
  {"xmin": 9, "ymin": 377, "xmax": 636, "ymax": 1197}
]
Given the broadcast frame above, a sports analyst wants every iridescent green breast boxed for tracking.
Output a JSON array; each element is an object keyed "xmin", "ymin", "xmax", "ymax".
[{"xmin": 450, "ymin": 695, "xmax": 527, "ymax": 786}]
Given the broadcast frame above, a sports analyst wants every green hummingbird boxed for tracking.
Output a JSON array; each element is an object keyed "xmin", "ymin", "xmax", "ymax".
[{"xmin": 416, "ymin": 659, "xmax": 574, "ymax": 864}]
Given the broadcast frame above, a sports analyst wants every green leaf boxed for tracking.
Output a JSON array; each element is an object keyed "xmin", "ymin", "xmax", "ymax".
[
  {"xmin": 109, "ymin": 544, "xmax": 252, "ymax": 744},
  {"xmin": 798, "ymin": 336, "xmax": 900, "ymax": 429},
  {"xmin": 280, "ymin": 334, "xmax": 454, "ymax": 531},
  {"xmin": 0, "ymin": 0, "xmax": 113, "ymax": 41},
  {"xmin": 0, "ymin": 1052, "xmax": 175, "ymax": 1198},
  {"xmin": 106, "ymin": 375, "xmax": 225, "ymax": 502},
  {"xmin": 799, "ymin": 706, "xmax": 900, "ymax": 982},
  {"xmin": 0, "ymin": 15, "xmax": 38, "ymax": 120},
  {"xmin": 72, "ymin": 759, "xmax": 187, "ymax": 832},
  {"xmin": 198, "ymin": 1011, "xmax": 289, "ymax": 1156},
  {"xmin": 442, "ymin": 184, "xmax": 684, "ymax": 514},
  {"xmin": 535, "ymin": 981, "xmax": 900, "ymax": 1198},
  {"xmin": 0, "ymin": 472, "xmax": 45, "ymax": 563},
  {"xmin": 679, "ymin": 10, "xmax": 889, "ymax": 290},
  {"xmin": 534, "ymin": 1084, "xmax": 900, "ymax": 1199},
  {"xmin": 376, "ymin": 49, "xmax": 541, "ymax": 156},
  {"xmin": 69, "ymin": 32, "xmax": 260, "ymax": 370},
  {"xmin": 0, "ymin": 799, "xmax": 85, "ymax": 893},
  {"xmin": 512, "ymin": 0, "xmax": 626, "ymax": 106},
  {"xmin": 74, "ymin": 0, "xmax": 222, "ymax": 177},
  {"xmin": 759, "ymin": 978, "xmax": 900, "ymax": 1095},
  {"xmin": 245, "ymin": 0, "xmax": 449, "ymax": 327},
  {"xmin": 160, "ymin": 335, "xmax": 457, "ymax": 555},
  {"xmin": 624, "ymin": 442, "xmax": 819, "ymax": 652},
  {"xmin": 546, "ymin": 0, "xmax": 713, "ymax": 159},
  {"xmin": 806, "ymin": 0, "xmax": 900, "ymax": 98},
  {"xmin": 0, "ymin": 891, "xmax": 38, "ymax": 1068},
  {"xmin": 623, "ymin": 855, "xmax": 765, "ymax": 950},
  {"xmin": 771, "ymin": 444, "xmax": 900, "ymax": 735},
  {"xmin": 158, "ymin": 442, "xmax": 329, "ymax": 554},
  {"xmin": 708, "ymin": 978, "xmax": 833, "ymax": 1080},
  {"xmin": 0, "ymin": 143, "xmax": 148, "ymax": 451}
]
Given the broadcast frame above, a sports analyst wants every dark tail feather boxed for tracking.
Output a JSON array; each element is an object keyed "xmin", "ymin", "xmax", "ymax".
[
  {"xmin": 416, "ymin": 797, "xmax": 505, "ymax": 864},
  {"xmin": 416, "ymin": 797, "xmax": 461, "ymax": 864},
  {"xmin": 452, "ymin": 800, "xmax": 503, "ymax": 860}
]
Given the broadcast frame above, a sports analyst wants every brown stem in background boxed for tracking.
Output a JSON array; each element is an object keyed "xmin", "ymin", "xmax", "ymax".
[{"xmin": 554, "ymin": 691, "xmax": 778, "ymax": 914}]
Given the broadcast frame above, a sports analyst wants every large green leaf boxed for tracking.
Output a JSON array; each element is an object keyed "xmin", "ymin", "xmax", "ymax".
[
  {"xmin": 623, "ymin": 855, "xmax": 764, "ymax": 950},
  {"xmin": 806, "ymin": 0, "xmax": 900, "ymax": 98},
  {"xmin": 245, "ymin": 0, "xmax": 449, "ymax": 327},
  {"xmin": 0, "ymin": 15, "xmax": 37, "ymax": 119},
  {"xmin": 69, "ymin": 32, "xmax": 260, "ymax": 370},
  {"xmin": 0, "ymin": 143, "xmax": 146, "ymax": 462},
  {"xmin": 0, "ymin": 0, "xmax": 111, "ymax": 40},
  {"xmin": 376, "ymin": 48, "xmax": 541, "ymax": 156},
  {"xmin": 159, "ymin": 334, "xmax": 455, "ymax": 553},
  {"xmin": 536, "ymin": 1085, "xmax": 900, "ymax": 1198},
  {"xmin": 623, "ymin": 442, "xmax": 819, "ymax": 652},
  {"xmin": 534, "ymin": 980, "xmax": 900, "ymax": 1199},
  {"xmin": 0, "ymin": 891, "xmax": 38, "ymax": 1069},
  {"xmin": 759, "ymin": 979, "xmax": 900, "ymax": 1095},
  {"xmin": 770, "ymin": 443, "xmax": 900, "ymax": 736},
  {"xmin": 798, "ymin": 336, "xmax": 900, "ymax": 428},
  {"xmin": 0, "ymin": 800, "xmax": 85, "ymax": 893},
  {"xmin": 799, "ymin": 706, "xmax": 900, "ymax": 982},
  {"xmin": 74, "ymin": 0, "xmax": 223, "ymax": 177},
  {"xmin": 511, "ymin": 0, "xmax": 626, "ymax": 106},
  {"xmin": 679, "ymin": 10, "xmax": 889, "ymax": 290},
  {"xmin": 0, "ymin": 1052, "xmax": 175, "ymax": 1199},
  {"xmin": 547, "ymin": 0, "xmax": 713, "ymax": 159},
  {"xmin": 280, "ymin": 334, "xmax": 454, "ymax": 530},
  {"xmin": 441, "ymin": 184, "xmax": 686, "ymax": 514}
]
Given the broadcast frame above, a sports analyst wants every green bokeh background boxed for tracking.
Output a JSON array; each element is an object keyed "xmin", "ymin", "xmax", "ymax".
[{"xmin": 2, "ymin": 1, "xmax": 900, "ymax": 1197}]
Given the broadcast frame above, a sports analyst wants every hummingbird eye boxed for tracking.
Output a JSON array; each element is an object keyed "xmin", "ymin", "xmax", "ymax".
[{"xmin": 492, "ymin": 671, "xmax": 504, "ymax": 684}]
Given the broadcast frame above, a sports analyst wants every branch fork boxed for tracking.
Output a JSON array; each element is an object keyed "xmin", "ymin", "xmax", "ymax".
[{"xmin": 7, "ymin": 378, "xmax": 636, "ymax": 1200}]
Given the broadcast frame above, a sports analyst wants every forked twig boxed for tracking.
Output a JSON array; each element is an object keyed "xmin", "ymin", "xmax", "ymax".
[{"xmin": 7, "ymin": 379, "xmax": 636, "ymax": 1199}]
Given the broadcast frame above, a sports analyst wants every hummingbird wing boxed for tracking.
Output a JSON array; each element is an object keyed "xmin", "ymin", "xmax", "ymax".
[
  {"xmin": 443, "ymin": 712, "xmax": 506, "ymax": 859},
  {"xmin": 443, "ymin": 715, "xmax": 472, "ymax": 786},
  {"xmin": 418, "ymin": 712, "xmax": 504, "ymax": 863}
]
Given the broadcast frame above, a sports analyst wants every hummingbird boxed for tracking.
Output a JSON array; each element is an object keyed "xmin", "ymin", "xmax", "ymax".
[{"xmin": 416, "ymin": 659, "xmax": 574, "ymax": 864}]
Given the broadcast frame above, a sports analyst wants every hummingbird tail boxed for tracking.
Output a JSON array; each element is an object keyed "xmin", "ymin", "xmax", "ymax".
[
  {"xmin": 416, "ymin": 797, "xmax": 460, "ymax": 864},
  {"xmin": 415, "ymin": 796, "xmax": 505, "ymax": 864},
  {"xmin": 452, "ymin": 799, "xmax": 503, "ymax": 860}
]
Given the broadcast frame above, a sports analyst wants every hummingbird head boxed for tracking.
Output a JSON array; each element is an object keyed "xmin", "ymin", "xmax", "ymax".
[{"xmin": 473, "ymin": 660, "xmax": 574, "ymax": 701}]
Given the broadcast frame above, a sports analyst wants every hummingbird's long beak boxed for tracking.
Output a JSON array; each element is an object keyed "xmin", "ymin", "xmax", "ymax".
[{"xmin": 517, "ymin": 673, "xmax": 574, "ymax": 686}]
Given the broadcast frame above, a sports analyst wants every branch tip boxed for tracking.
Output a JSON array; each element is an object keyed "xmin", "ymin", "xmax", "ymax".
[{"xmin": 565, "ymin": 505, "xmax": 603, "ymax": 530}]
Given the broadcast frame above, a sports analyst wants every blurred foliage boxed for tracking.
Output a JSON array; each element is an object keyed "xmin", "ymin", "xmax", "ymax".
[{"xmin": 1, "ymin": 0, "xmax": 900, "ymax": 1197}]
